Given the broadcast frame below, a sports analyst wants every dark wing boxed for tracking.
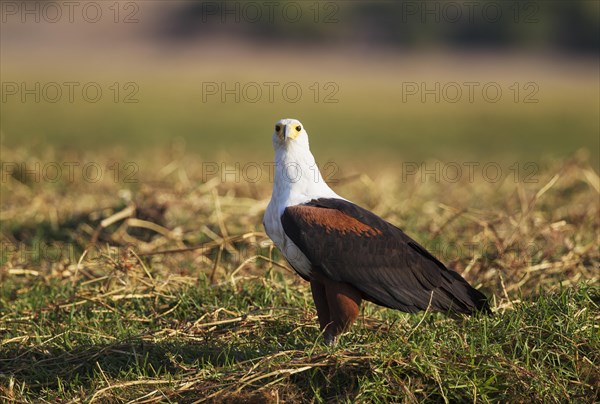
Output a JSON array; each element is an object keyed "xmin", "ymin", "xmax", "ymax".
[{"xmin": 281, "ymin": 198, "xmax": 490, "ymax": 314}]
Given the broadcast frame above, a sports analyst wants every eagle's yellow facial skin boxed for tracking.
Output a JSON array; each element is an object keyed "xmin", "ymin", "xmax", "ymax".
[{"xmin": 275, "ymin": 123, "xmax": 303, "ymax": 141}]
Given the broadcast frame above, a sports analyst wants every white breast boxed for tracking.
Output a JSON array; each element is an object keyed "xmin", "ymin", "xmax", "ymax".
[
  {"xmin": 263, "ymin": 135, "xmax": 342, "ymax": 279},
  {"xmin": 263, "ymin": 199, "xmax": 314, "ymax": 278}
]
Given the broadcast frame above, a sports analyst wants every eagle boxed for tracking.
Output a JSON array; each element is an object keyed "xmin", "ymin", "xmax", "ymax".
[{"xmin": 263, "ymin": 118, "xmax": 490, "ymax": 344}]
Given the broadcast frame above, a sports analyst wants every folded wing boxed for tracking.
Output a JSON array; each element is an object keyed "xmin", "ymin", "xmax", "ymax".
[{"xmin": 281, "ymin": 198, "xmax": 490, "ymax": 314}]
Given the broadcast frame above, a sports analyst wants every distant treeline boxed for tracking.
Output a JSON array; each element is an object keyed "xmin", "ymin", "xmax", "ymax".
[{"xmin": 158, "ymin": 1, "xmax": 599, "ymax": 53}]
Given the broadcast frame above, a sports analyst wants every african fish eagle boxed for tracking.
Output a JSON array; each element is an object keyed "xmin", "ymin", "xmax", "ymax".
[{"xmin": 263, "ymin": 118, "xmax": 490, "ymax": 344}]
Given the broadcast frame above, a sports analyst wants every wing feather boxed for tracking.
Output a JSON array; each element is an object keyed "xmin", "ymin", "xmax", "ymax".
[{"xmin": 281, "ymin": 198, "xmax": 489, "ymax": 314}]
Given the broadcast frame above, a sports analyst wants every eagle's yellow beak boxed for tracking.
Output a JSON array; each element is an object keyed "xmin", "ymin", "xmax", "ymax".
[{"xmin": 276, "ymin": 124, "xmax": 302, "ymax": 141}]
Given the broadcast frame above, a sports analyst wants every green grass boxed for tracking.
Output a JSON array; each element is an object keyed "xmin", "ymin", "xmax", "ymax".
[
  {"xmin": 1, "ymin": 276, "xmax": 598, "ymax": 402},
  {"xmin": 0, "ymin": 144, "xmax": 598, "ymax": 402}
]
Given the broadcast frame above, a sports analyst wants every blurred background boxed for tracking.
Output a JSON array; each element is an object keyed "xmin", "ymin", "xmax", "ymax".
[
  {"xmin": 1, "ymin": 0, "xmax": 598, "ymax": 164},
  {"xmin": 2, "ymin": 3, "xmax": 599, "ymax": 401}
]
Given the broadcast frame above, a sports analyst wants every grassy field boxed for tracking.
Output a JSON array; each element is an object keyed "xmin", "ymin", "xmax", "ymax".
[
  {"xmin": 2, "ymin": 10, "xmax": 599, "ymax": 401},
  {"xmin": 2, "ymin": 52, "xmax": 599, "ymax": 164},
  {"xmin": 0, "ymin": 143, "xmax": 598, "ymax": 402}
]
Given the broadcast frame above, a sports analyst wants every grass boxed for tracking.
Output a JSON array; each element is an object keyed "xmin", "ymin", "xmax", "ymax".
[
  {"xmin": 1, "ymin": 279, "xmax": 598, "ymax": 402},
  {"xmin": 0, "ymin": 142, "xmax": 598, "ymax": 402}
]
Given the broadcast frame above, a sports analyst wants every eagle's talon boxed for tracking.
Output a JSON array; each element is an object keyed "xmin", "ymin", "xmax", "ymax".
[{"xmin": 323, "ymin": 334, "xmax": 337, "ymax": 346}]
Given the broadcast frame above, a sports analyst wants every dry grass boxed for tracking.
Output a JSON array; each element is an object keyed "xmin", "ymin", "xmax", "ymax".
[{"xmin": 0, "ymin": 145, "xmax": 598, "ymax": 402}]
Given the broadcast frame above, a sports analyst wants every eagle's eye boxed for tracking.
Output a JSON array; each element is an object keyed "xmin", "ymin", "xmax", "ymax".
[
  {"xmin": 296, "ymin": 125, "xmax": 302, "ymax": 131},
  {"xmin": 275, "ymin": 125, "xmax": 281, "ymax": 132}
]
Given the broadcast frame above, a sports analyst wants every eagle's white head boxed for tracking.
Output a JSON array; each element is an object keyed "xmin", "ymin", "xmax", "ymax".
[
  {"xmin": 272, "ymin": 118, "xmax": 310, "ymax": 151},
  {"xmin": 268, "ymin": 118, "xmax": 341, "ymax": 210}
]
